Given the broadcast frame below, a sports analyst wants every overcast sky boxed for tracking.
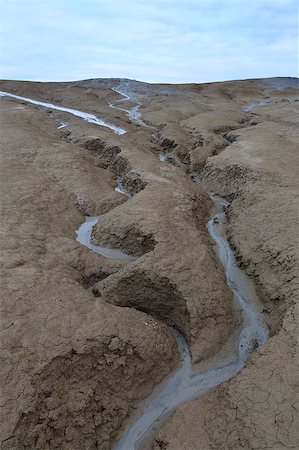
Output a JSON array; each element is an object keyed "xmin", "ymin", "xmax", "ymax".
[{"xmin": 0, "ymin": 0, "xmax": 297, "ymax": 83}]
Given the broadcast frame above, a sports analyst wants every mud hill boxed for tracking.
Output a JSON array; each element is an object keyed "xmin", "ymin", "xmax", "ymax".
[{"xmin": 0, "ymin": 77, "xmax": 298, "ymax": 450}]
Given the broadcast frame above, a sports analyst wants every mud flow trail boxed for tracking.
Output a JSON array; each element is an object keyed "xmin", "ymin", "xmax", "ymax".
[
  {"xmin": 0, "ymin": 90, "xmax": 126, "ymax": 134},
  {"xmin": 108, "ymin": 83, "xmax": 152, "ymax": 128},
  {"xmin": 76, "ymin": 216, "xmax": 136, "ymax": 261},
  {"xmin": 243, "ymin": 98, "xmax": 271, "ymax": 112},
  {"xmin": 112, "ymin": 176, "xmax": 268, "ymax": 449}
]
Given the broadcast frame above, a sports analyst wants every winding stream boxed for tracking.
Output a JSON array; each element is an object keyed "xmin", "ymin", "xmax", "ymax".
[
  {"xmin": 0, "ymin": 90, "xmax": 126, "ymax": 135},
  {"xmin": 73, "ymin": 83, "xmax": 268, "ymax": 449},
  {"xmin": 109, "ymin": 83, "xmax": 152, "ymax": 128},
  {"xmin": 108, "ymin": 86, "xmax": 141, "ymax": 124},
  {"xmin": 113, "ymin": 193, "xmax": 268, "ymax": 450},
  {"xmin": 76, "ymin": 216, "xmax": 136, "ymax": 261}
]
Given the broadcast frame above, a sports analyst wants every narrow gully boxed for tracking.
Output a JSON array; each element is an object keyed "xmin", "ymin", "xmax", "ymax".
[
  {"xmin": 113, "ymin": 190, "xmax": 268, "ymax": 450},
  {"xmin": 76, "ymin": 216, "xmax": 136, "ymax": 262},
  {"xmin": 109, "ymin": 83, "xmax": 153, "ymax": 128}
]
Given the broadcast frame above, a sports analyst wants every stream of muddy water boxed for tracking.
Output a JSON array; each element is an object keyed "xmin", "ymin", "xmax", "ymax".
[
  {"xmin": 0, "ymin": 90, "xmax": 127, "ymax": 135},
  {"xmin": 76, "ymin": 215, "xmax": 136, "ymax": 261},
  {"xmin": 113, "ymin": 192, "xmax": 268, "ymax": 450},
  {"xmin": 108, "ymin": 83, "xmax": 153, "ymax": 128},
  {"xmin": 108, "ymin": 86, "xmax": 142, "ymax": 124}
]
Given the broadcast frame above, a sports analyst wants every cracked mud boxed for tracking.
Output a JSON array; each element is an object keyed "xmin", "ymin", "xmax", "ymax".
[{"xmin": 0, "ymin": 77, "xmax": 298, "ymax": 450}]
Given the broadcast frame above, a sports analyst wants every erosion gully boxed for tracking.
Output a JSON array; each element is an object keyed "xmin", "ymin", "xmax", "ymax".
[{"xmin": 0, "ymin": 84, "xmax": 269, "ymax": 450}]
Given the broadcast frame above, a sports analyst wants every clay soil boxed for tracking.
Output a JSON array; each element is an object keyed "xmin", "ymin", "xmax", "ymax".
[{"xmin": 0, "ymin": 77, "xmax": 298, "ymax": 449}]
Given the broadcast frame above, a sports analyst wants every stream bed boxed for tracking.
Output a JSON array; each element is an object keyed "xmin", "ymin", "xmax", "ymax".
[
  {"xmin": 113, "ymin": 192, "xmax": 268, "ymax": 450},
  {"xmin": 76, "ymin": 215, "xmax": 136, "ymax": 261},
  {"xmin": 0, "ymin": 90, "xmax": 127, "ymax": 135}
]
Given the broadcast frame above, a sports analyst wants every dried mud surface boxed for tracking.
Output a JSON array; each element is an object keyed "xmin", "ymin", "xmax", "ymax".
[
  {"xmin": 151, "ymin": 80, "xmax": 299, "ymax": 449},
  {"xmin": 0, "ymin": 77, "xmax": 298, "ymax": 449}
]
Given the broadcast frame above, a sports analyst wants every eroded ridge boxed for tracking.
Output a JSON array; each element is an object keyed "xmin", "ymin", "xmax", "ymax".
[{"xmin": 76, "ymin": 216, "xmax": 137, "ymax": 261}]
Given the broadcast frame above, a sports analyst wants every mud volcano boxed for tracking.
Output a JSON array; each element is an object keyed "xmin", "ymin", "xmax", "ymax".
[{"xmin": 0, "ymin": 76, "xmax": 298, "ymax": 450}]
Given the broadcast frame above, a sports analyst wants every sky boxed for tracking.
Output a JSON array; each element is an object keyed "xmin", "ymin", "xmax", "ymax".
[{"xmin": 0, "ymin": 0, "xmax": 298, "ymax": 83}]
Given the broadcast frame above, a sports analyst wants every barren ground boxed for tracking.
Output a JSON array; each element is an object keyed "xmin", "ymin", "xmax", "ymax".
[{"xmin": 0, "ymin": 77, "xmax": 298, "ymax": 449}]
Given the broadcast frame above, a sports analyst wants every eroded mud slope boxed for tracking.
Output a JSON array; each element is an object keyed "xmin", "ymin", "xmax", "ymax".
[
  {"xmin": 0, "ymin": 76, "xmax": 298, "ymax": 449},
  {"xmin": 151, "ymin": 78, "xmax": 299, "ymax": 450}
]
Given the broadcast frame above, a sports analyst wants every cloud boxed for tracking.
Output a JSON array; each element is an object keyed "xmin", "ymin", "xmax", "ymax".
[{"xmin": 0, "ymin": 0, "xmax": 297, "ymax": 82}]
